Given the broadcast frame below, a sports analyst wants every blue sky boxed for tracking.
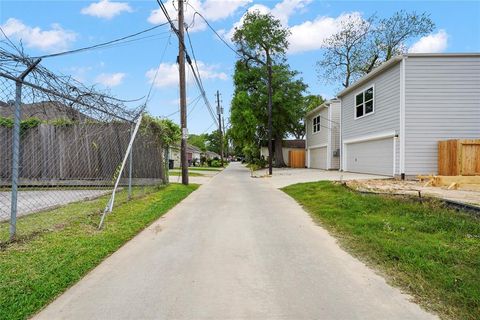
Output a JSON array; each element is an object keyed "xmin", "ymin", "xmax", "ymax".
[{"xmin": 1, "ymin": 0, "xmax": 479, "ymax": 133}]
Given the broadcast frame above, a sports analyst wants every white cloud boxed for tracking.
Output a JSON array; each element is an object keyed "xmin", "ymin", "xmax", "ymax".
[
  {"xmin": 146, "ymin": 61, "xmax": 227, "ymax": 88},
  {"xmin": 81, "ymin": 0, "xmax": 133, "ymax": 20},
  {"xmin": 288, "ymin": 12, "xmax": 362, "ymax": 54},
  {"xmin": 95, "ymin": 72, "xmax": 126, "ymax": 87},
  {"xmin": 223, "ymin": 0, "xmax": 312, "ymax": 44},
  {"xmin": 271, "ymin": 0, "xmax": 312, "ymax": 25},
  {"xmin": 1, "ymin": 18, "xmax": 76, "ymax": 52},
  {"xmin": 408, "ymin": 30, "xmax": 448, "ymax": 53},
  {"xmin": 148, "ymin": 0, "xmax": 250, "ymax": 32}
]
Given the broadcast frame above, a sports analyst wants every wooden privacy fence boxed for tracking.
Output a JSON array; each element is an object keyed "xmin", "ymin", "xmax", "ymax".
[
  {"xmin": 0, "ymin": 123, "xmax": 164, "ymax": 186},
  {"xmin": 438, "ymin": 139, "xmax": 480, "ymax": 176},
  {"xmin": 288, "ymin": 150, "xmax": 305, "ymax": 168}
]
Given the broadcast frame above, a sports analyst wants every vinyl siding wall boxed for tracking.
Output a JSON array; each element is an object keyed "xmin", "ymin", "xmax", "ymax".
[
  {"xmin": 341, "ymin": 63, "xmax": 401, "ymax": 172},
  {"xmin": 330, "ymin": 101, "xmax": 341, "ymax": 169},
  {"xmin": 306, "ymin": 107, "xmax": 329, "ymax": 148},
  {"xmin": 404, "ymin": 56, "xmax": 480, "ymax": 175},
  {"xmin": 341, "ymin": 64, "xmax": 401, "ymax": 140}
]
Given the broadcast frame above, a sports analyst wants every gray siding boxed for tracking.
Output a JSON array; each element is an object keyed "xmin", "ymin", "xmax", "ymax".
[
  {"xmin": 341, "ymin": 63, "xmax": 401, "ymax": 141},
  {"xmin": 306, "ymin": 107, "xmax": 329, "ymax": 148},
  {"xmin": 405, "ymin": 56, "xmax": 480, "ymax": 175},
  {"xmin": 330, "ymin": 101, "xmax": 341, "ymax": 169},
  {"xmin": 306, "ymin": 101, "xmax": 341, "ymax": 169},
  {"xmin": 340, "ymin": 63, "xmax": 401, "ymax": 173}
]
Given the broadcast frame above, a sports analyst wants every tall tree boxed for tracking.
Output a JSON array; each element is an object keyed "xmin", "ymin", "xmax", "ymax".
[
  {"xmin": 317, "ymin": 11, "xmax": 435, "ymax": 88},
  {"xmin": 229, "ymin": 61, "xmax": 307, "ymax": 165},
  {"xmin": 232, "ymin": 11, "xmax": 305, "ymax": 166}
]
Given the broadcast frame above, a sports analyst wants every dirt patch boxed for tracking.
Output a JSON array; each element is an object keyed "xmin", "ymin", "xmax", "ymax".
[{"xmin": 347, "ymin": 179, "xmax": 480, "ymax": 208}]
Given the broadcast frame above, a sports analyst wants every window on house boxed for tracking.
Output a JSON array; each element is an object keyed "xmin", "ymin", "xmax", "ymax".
[
  {"xmin": 355, "ymin": 86, "xmax": 374, "ymax": 118},
  {"xmin": 312, "ymin": 115, "xmax": 321, "ymax": 133}
]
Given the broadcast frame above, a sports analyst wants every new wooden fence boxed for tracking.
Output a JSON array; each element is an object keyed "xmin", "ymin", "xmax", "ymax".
[{"xmin": 438, "ymin": 139, "xmax": 480, "ymax": 176}]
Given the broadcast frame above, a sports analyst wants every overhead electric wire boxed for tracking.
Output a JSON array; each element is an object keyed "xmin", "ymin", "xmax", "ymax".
[
  {"xmin": 188, "ymin": 7, "xmax": 241, "ymax": 59},
  {"xmin": 155, "ymin": 0, "xmax": 218, "ymax": 127},
  {"xmin": 33, "ymin": 22, "xmax": 171, "ymax": 59},
  {"xmin": 145, "ymin": 32, "xmax": 172, "ymax": 104}
]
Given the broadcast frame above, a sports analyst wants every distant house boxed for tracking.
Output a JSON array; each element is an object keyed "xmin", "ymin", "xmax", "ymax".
[
  {"xmin": 337, "ymin": 53, "xmax": 480, "ymax": 177},
  {"xmin": 260, "ymin": 139, "xmax": 306, "ymax": 167},
  {"xmin": 305, "ymin": 99, "xmax": 341, "ymax": 170},
  {"xmin": 169, "ymin": 144, "xmax": 202, "ymax": 167},
  {"xmin": 205, "ymin": 150, "xmax": 221, "ymax": 160}
]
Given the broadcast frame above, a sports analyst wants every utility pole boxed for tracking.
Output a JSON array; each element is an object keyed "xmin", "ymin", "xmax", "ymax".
[
  {"xmin": 178, "ymin": 0, "xmax": 188, "ymax": 185},
  {"xmin": 216, "ymin": 90, "xmax": 224, "ymax": 166},
  {"xmin": 266, "ymin": 52, "xmax": 273, "ymax": 175}
]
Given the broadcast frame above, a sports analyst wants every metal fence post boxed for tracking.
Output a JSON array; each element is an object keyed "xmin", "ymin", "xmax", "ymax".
[
  {"xmin": 9, "ymin": 81, "xmax": 22, "ymax": 240},
  {"xmin": 128, "ymin": 123, "xmax": 133, "ymax": 200},
  {"xmin": 164, "ymin": 146, "xmax": 170, "ymax": 185},
  {"xmin": 9, "ymin": 59, "xmax": 40, "ymax": 240}
]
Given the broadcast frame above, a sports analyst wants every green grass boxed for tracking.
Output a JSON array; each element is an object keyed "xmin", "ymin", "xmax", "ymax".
[
  {"xmin": 282, "ymin": 181, "xmax": 480, "ymax": 320},
  {"xmin": 173, "ymin": 167, "xmax": 223, "ymax": 171},
  {"xmin": 169, "ymin": 171, "xmax": 205, "ymax": 176},
  {"xmin": 0, "ymin": 183, "xmax": 198, "ymax": 320}
]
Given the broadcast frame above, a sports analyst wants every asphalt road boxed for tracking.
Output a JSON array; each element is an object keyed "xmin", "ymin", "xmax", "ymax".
[{"xmin": 34, "ymin": 163, "xmax": 436, "ymax": 320}]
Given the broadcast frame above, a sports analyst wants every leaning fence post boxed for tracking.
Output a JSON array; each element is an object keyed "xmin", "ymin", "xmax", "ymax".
[
  {"xmin": 9, "ymin": 58, "xmax": 41, "ymax": 241},
  {"xmin": 128, "ymin": 123, "xmax": 134, "ymax": 200}
]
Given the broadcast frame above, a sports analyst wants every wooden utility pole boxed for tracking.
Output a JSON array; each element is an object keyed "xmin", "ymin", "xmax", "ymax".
[
  {"xmin": 178, "ymin": 0, "xmax": 188, "ymax": 185},
  {"xmin": 216, "ymin": 90, "xmax": 224, "ymax": 167}
]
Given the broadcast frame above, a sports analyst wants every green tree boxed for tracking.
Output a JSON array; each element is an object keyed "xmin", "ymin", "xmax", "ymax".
[
  {"xmin": 188, "ymin": 133, "xmax": 207, "ymax": 152},
  {"xmin": 231, "ymin": 11, "xmax": 306, "ymax": 167}
]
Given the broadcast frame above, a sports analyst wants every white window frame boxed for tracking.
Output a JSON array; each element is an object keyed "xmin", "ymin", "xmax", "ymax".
[
  {"xmin": 354, "ymin": 84, "xmax": 375, "ymax": 119},
  {"xmin": 312, "ymin": 115, "xmax": 321, "ymax": 134}
]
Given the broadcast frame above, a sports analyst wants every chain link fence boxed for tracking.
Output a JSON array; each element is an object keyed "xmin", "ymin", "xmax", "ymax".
[{"xmin": 0, "ymin": 50, "xmax": 167, "ymax": 242}]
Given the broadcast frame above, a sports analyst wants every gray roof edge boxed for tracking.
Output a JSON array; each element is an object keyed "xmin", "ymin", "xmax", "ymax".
[{"xmin": 306, "ymin": 98, "xmax": 341, "ymax": 117}]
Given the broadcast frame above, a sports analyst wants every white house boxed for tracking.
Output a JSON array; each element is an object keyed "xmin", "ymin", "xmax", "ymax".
[
  {"xmin": 305, "ymin": 99, "xmax": 341, "ymax": 170},
  {"xmin": 337, "ymin": 53, "xmax": 480, "ymax": 177}
]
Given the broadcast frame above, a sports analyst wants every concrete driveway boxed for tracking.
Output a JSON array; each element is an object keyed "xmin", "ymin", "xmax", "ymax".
[
  {"xmin": 34, "ymin": 163, "xmax": 435, "ymax": 320},
  {"xmin": 253, "ymin": 167, "xmax": 390, "ymax": 188}
]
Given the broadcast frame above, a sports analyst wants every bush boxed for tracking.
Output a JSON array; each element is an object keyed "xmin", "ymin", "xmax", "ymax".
[{"xmin": 210, "ymin": 159, "xmax": 222, "ymax": 167}]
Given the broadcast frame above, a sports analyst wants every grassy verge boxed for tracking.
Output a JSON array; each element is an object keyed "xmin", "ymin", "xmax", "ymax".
[
  {"xmin": 0, "ymin": 183, "xmax": 198, "ymax": 320},
  {"xmin": 282, "ymin": 181, "xmax": 480, "ymax": 320},
  {"xmin": 173, "ymin": 167, "xmax": 223, "ymax": 171},
  {"xmin": 169, "ymin": 171, "xmax": 205, "ymax": 177}
]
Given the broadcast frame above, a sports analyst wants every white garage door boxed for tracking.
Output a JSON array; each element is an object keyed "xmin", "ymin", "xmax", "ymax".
[
  {"xmin": 345, "ymin": 138, "xmax": 394, "ymax": 176},
  {"xmin": 309, "ymin": 146, "xmax": 327, "ymax": 169}
]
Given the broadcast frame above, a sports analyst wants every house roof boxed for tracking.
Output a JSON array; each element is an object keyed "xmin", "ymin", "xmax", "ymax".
[
  {"xmin": 336, "ymin": 53, "xmax": 480, "ymax": 98},
  {"xmin": 306, "ymin": 99, "xmax": 340, "ymax": 117},
  {"xmin": 261, "ymin": 139, "xmax": 305, "ymax": 148},
  {"xmin": 206, "ymin": 151, "xmax": 221, "ymax": 158}
]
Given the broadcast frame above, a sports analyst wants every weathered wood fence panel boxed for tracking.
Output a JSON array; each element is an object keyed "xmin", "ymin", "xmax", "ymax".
[
  {"xmin": 438, "ymin": 139, "xmax": 480, "ymax": 176},
  {"xmin": 0, "ymin": 123, "xmax": 164, "ymax": 185}
]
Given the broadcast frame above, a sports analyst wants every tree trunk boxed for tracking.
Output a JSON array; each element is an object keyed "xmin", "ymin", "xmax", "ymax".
[{"xmin": 274, "ymin": 136, "xmax": 285, "ymax": 167}]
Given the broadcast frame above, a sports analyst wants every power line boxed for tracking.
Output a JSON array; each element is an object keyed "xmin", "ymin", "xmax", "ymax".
[
  {"xmin": 145, "ymin": 32, "xmax": 172, "ymax": 104},
  {"xmin": 188, "ymin": 7, "xmax": 241, "ymax": 59},
  {"xmin": 33, "ymin": 23, "xmax": 171, "ymax": 59}
]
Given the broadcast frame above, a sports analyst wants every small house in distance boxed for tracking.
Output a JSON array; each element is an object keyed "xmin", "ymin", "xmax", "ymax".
[
  {"xmin": 337, "ymin": 53, "xmax": 480, "ymax": 177},
  {"xmin": 305, "ymin": 99, "xmax": 341, "ymax": 170},
  {"xmin": 260, "ymin": 139, "xmax": 305, "ymax": 167}
]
